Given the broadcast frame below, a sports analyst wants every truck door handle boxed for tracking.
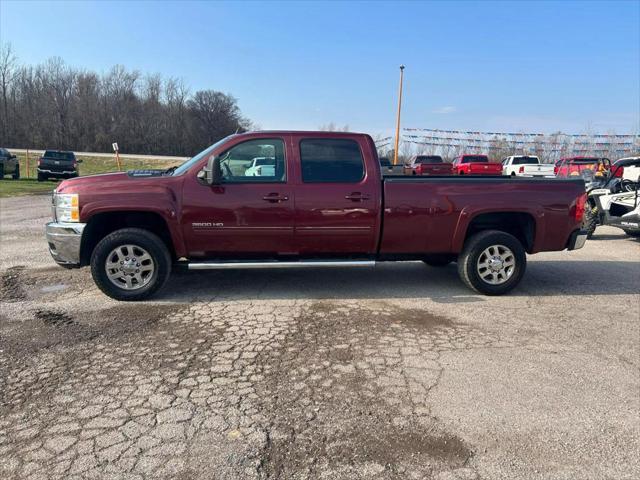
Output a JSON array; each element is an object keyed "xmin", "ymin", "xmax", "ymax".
[
  {"xmin": 262, "ymin": 193, "xmax": 289, "ymax": 203},
  {"xmin": 345, "ymin": 192, "xmax": 370, "ymax": 201}
]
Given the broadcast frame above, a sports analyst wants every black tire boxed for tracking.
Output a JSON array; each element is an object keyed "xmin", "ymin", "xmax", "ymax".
[
  {"xmin": 423, "ymin": 254, "xmax": 455, "ymax": 267},
  {"xmin": 12, "ymin": 164, "xmax": 20, "ymax": 180},
  {"xmin": 623, "ymin": 229, "xmax": 640, "ymax": 238},
  {"xmin": 37, "ymin": 172, "xmax": 46, "ymax": 182},
  {"xmin": 0, "ymin": 163, "xmax": 4, "ymax": 179},
  {"xmin": 457, "ymin": 230, "xmax": 527, "ymax": 295},
  {"xmin": 583, "ymin": 204, "xmax": 598, "ymax": 239},
  {"xmin": 90, "ymin": 228, "xmax": 171, "ymax": 301}
]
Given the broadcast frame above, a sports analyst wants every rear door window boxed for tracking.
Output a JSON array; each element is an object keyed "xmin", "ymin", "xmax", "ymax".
[
  {"xmin": 513, "ymin": 157, "xmax": 539, "ymax": 165},
  {"xmin": 300, "ymin": 139, "xmax": 364, "ymax": 183}
]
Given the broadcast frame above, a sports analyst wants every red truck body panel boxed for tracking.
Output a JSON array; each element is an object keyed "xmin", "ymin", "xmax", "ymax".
[{"xmin": 56, "ymin": 131, "xmax": 585, "ymax": 262}]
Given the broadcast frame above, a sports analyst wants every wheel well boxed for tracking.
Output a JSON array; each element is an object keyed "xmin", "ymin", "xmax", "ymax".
[
  {"xmin": 465, "ymin": 212, "xmax": 536, "ymax": 252},
  {"xmin": 80, "ymin": 211, "xmax": 176, "ymax": 266}
]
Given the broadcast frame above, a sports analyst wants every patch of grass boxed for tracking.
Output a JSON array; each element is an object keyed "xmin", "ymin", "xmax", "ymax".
[
  {"xmin": 13, "ymin": 152, "xmax": 181, "ymax": 180},
  {"xmin": 0, "ymin": 178, "xmax": 58, "ymax": 198}
]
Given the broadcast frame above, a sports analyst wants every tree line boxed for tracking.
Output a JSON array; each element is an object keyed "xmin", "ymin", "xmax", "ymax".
[{"xmin": 0, "ymin": 44, "xmax": 252, "ymax": 156}]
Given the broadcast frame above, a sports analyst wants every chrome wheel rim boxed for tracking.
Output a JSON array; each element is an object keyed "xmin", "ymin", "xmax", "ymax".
[
  {"xmin": 105, "ymin": 244, "xmax": 155, "ymax": 290},
  {"xmin": 476, "ymin": 244, "xmax": 515, "ymax": 285}
]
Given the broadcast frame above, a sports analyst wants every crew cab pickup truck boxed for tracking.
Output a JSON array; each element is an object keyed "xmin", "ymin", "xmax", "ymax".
[
  {"xmin": 404, "ymin": 155, "xmax": 453, "ymax": 176},
  {"xmin": 38, "ymin": 150, "xmax": 81, "ymax": 181},
  {"xmin": 45, "ymin": 131, "xmax": 588, "ymax": 301},
  {"xmin": 502, "ymin": 155, "xmax": 555, "ymax": 178},
  {"xmin": 452, "ymin": 154, "xmax": 503, "ymax": 175}
]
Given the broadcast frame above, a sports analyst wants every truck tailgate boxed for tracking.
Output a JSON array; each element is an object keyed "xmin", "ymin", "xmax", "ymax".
[
  {"xmin": 521, "ymin": 164, "xmax": 555, "ymax": 177},
  {"xmin": 419, "ymin": 163, "xmax": 454, "ymax": 175},
  {"xmin": 467, "ymin": 163, "xmax": 502, "ymax": 175}
]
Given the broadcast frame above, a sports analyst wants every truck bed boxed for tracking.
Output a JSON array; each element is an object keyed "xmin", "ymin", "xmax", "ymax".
[{"xmin": 379, "ymin": 175, "xmax": 585, "ymax": 255}]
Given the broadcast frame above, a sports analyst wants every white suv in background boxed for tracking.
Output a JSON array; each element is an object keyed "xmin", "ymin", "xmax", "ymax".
[{"xmin": 502, "ymin": 155, "xmax": 555, "ymax": 177}]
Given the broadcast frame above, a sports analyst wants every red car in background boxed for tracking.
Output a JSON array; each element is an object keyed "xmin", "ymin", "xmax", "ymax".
[
  {"xmin": 404, "ymin": 155, "xmax": 453, "ymax": 175},
  {"xmin": 452, "ymin": 154, "xmax": 503, "ymax": 175}
]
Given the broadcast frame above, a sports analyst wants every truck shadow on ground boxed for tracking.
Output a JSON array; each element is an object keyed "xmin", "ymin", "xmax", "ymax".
[{"xmin": 161, "ymin": 260, "xmax": 640, "ymax": 303}]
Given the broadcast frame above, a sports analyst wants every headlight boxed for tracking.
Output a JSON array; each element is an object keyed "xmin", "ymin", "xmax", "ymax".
[{"xmin": 55, "ymin": 193, "xmax": 79, "ymax": 222}]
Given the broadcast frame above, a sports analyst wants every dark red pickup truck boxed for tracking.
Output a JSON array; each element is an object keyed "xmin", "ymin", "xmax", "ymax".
[
  {"xmin": 46, "ymin": 131, "xmax": 588, "ymax": 300},
  {"xmin": 404, "ymin": 155, "xmax": 453, "ymax": 176}
]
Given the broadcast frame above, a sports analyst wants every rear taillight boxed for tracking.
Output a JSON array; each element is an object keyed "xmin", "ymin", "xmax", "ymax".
[
  {"xmin": 519, "ymin": 166, "xmax": 525, "ymax": 174},
  {"xmin": 573, "ymin": 193, "xmax": 587, "ymax": 222},
  {"xmin": 38, "ymin": 158, "xmax": 43, "ymax": 166}
]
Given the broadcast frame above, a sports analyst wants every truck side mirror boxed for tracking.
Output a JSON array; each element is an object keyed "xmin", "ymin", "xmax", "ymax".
[{"xmin": 198, "ymin": 156, "xmax": 223, "ymax": 185}]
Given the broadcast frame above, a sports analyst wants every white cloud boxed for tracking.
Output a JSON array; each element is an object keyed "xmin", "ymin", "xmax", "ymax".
[{"xmin": 432, "ymin": 106, "xmax": 457, "ymax": 114}]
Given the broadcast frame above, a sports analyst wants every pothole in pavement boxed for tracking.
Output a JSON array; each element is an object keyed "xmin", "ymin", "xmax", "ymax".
[
  {"xmin": 36, "ymin": 309, "xmax": 78, "ymax": 327},
  {"xmin": 0, "ymin": 266, "xmax": 27, "ymax": 301}
]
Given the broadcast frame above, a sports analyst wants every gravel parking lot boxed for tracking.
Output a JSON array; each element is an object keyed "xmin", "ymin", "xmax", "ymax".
[{"xmin": 1, "ymin": 193, "xmax": 639, "ymax": 480}]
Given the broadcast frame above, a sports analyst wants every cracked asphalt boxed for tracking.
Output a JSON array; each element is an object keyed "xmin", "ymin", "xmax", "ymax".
[{"xmin": 1, "ymin": 194, "xmax": 639, "ymax": 480}]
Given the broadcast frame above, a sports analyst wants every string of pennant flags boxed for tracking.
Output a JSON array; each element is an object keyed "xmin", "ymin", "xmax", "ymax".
[
  {"xmin": 403, "ymin": 128, "xmax": 640, "ymax": 139},
  {"xmin": 403, "ymin": 139, "xmax": 633, "ymax": 154},
  {"xmin": 374, "ymin": 128, "xmax": 639, "ymax": 156}
]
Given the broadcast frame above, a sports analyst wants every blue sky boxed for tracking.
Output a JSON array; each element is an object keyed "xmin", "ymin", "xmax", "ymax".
[{"xmin": 1, "ymin": 0, "xmax": 638, "ymax": 136}]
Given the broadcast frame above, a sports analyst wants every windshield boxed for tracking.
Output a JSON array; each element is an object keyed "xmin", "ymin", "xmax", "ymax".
[
  {"xmin": 461, "ymin": 155, "xmax": 488, "ymax": 163},
  {"xmin": 172, "ymin": 136, "xmax": 233, "ymax": 176},
  {"xmin": 415, "ymin": 156, "xmax": 443, "ymax": 164},
  {"xmin": 513, "ymin": 156, "xmax": 539, "ymax": 165},
  {"xmin": 44, "ymin": 151, "xmax": 74, "ymax": 161}
]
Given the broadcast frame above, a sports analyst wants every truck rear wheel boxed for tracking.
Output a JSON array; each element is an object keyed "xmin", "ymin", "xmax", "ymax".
[
  {"xmin": 12, "ymin": 164, "xmax": 20, "ymax": 180},
  {"xmin": 457, "ymin": 230, "xmax": 526, "ymax": 295},
  {"xmin": 90, "ymin": 228, "xmax": 171, "ymax": 301}
]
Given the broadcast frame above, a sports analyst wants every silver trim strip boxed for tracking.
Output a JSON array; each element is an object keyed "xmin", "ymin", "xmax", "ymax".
[{"xmin": 188, "ymin": 260, "xmax": 376, "ymax": 270}]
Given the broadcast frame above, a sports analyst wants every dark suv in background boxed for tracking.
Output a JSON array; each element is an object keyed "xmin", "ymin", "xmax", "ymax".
[
  {"xmin": 0, "ymin": 148, "xmax": 20, "ymax": 179},
  {"xmin": 37, "ymin": 150, "xmax": 80, "ymax": 181}
]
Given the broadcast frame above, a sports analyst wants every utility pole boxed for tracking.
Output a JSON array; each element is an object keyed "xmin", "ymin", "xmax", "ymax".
[{"xmin": 393, "ymin": 65, "xmax": 405, "ymax": 165}]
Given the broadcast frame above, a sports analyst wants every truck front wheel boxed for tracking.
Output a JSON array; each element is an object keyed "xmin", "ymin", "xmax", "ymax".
[
  {"xmin": 457, "ymin": 230, "xmax": 526, "ymax": 295},
  {"xmin": 90, "ymin": 228, "xmax": 171, "ymax": 301}
]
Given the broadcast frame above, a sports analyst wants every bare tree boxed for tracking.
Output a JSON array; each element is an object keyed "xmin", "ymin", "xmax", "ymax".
[
  {"xmin": 0, "ymin": 43, "xmax": 17, "ymax": 140},
  {"xmin": 0, "ymin": 48, "xmax": 253, "ymax": 155}
]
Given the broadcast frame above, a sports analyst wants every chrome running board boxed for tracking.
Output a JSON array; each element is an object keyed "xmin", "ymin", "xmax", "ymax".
[{"xmin": 187, "ymin": 260, "xmax": 376, "ymax": 270}]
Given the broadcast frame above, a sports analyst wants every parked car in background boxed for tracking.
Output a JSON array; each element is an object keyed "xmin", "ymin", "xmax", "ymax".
[
  {"xmin": 502, "ymin": 155, "xmax": 554, "ymax": 177},
  {"xmin": 0, "ymin": 148, "xmax": 20, "ymax": 179},
  {"xmin": 379, "ymin": 157, "xmax": 392, "ymax": 167},
  {"xmin": 244, "ymin": 157, "xmax": 276, "ymax": 177},
  {"xmin": 452, "ymin": 154, "xmax": 502, "ymax": 175},
  {"xmin": 404, "ymin": 155, "xmax": 453, "ymax": 176},
  {"xmin": 46, "ymin": 130, "xmax": 588, "ymax": 301},
  {"xmin": 37, "ymin": 150, "xmax": 80, "ymax": 182}
]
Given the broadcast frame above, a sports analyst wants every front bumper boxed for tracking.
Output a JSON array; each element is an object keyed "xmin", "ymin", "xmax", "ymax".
[
  {"xmin": 567, "ymin": 229, "xmax": 588, "ymax": 250},
  {"xmin": 45, "ymin": 222, "xmax": 86, "ymax": 266}
]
